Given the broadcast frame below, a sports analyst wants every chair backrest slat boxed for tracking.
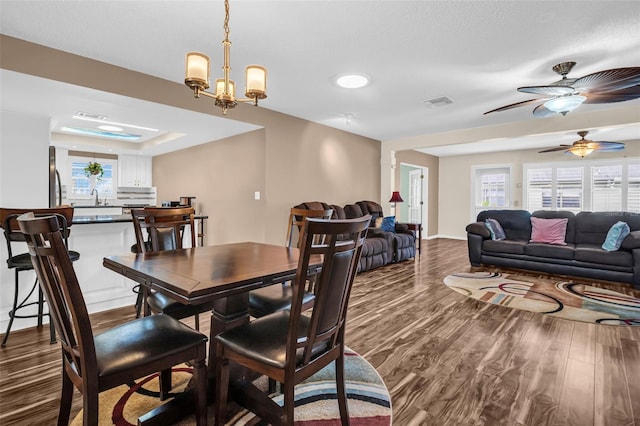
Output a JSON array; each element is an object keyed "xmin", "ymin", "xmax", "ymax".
[
  {"xmin": 286, "ymin": 215, "xmax": 369, "ymax": 367},
  {"xmin": 285, "ymin": 208, "xmax": 334, "ymax": 248},
  {"xmin": 131, "ymin": 207, "xmax": 196, "ymax": 253}
]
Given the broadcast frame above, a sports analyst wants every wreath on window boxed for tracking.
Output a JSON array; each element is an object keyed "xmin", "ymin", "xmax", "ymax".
[{"xmin": 84, "ymin": 161, "xmax": 104, "ymax": 178}]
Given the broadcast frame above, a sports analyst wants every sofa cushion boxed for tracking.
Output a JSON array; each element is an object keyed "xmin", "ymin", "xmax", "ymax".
[
  {"xmin": 483, "ymin": 239, "xmax": 527, "ymax": 255},
  {"xmin": 477, "ymin": 210, "xmax": 532, "ymax": 241},
  {"xmin": 574, "ymin": 243, "xmax": 633, "ymax": 267},
  {"xmin": 574, "ymin": 212, "xmax": 640, "ymax": 245},
  {"xmin": 330, "ymin": 204, "xmax": 346, "ymax": 220},
  {"xmin": 622, "ymin": 230, "xmax": 640, "ymax": 250},
  {"xmin": 344, "ymin": 204, "xmax": 364, "ymax": 219},
  {"xmin": 530, "ymin": 217, "xmax": 568, "ymax": 245},
  {"xmin": 602, "ymin": 221, "xmax": 631, "ymax": 252},
  {"xmin": 525, "ymin": 242, "xmax": 575, "ymax": 260}
]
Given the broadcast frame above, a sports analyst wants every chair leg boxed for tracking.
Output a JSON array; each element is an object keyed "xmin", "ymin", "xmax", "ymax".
[
  {"xmin": 194, "ymin": 313, "xmax": 200, "ymax": 331},
  {"xmin": 282, "ymin": 381, "xmax": 295, "ymax": 426},
  {"xmin": 193, "ymin": 357, "xmax": 207, "ymax": 426},
  {"xmin": 335, "ymin": 353, "xmax": 350, "ymax": 425},
  {"xmin": 83, "ymin": 391, "xmax": 99, "ymax": 426},
  {"xmin": 1, "ymin": 270, "xmax": 20, "ymax": 347},
  {"xmin": 57, "ymin": 369, "xmax": 74, "ymax": 426},
  {"xmin": 159, "ymin": 369, "xmax": 172, "ymax": 400},
  {"xmin": 214, "ymin": 347, "xmax": 230, "ymax": 426},
  {"xmin": 134, "ymin": 285, "xmax": 143, "ymax": 318}
]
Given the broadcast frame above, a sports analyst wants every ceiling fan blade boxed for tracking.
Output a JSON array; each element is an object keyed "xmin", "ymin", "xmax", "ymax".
[
  {"xmin": 484, "ymin": 98, "xmax": 546, "ymax": 114},
  {"xmin": 532, "ymin": 103, "xmax": 556, "ymax": 118},
  {"xmin": 573, "ymin": 67, "xmax": 640, "ymax": 93},
  {"xmin": 584, "ymin": 85, "xmax": 640, "ymax": 104},
  {"xmin": 518, "ymin": 85, "xmax": 574, "ymax": 96},
  {"xmin": 539, "ymin": 145, "xmax": 571, "ymax": 153},
  {"xmin": 591, "ymin": 141, "xmax": 626, "ymax": 152}
]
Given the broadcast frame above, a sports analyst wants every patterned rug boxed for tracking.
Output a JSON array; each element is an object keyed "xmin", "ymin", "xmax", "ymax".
[
  {"xmin": 71, "ymin": 348, "xmax": 391, "ymax": 425},
  {"xmin": 444, "ymin": 271, "xmax": 640, "ymax": 326}
]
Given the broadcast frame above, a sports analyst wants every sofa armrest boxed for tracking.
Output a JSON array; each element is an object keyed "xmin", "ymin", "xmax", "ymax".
[
  {"xmin": 466, "ymin": 222, "xmax": 490, "ymax": 239},
  {"xmin": 395, "ymin": 222, "xmax": 409, "ymax": 233},
  {"xmin": 621, "ymin": 230, "xmax": 640, "ymax": 250}
]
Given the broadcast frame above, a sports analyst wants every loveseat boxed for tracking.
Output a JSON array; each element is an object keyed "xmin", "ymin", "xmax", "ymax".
[
  {"xmin": 466, "ymin": 210, "xmax": 640, "ymax": 289},
  {"xmin": 295, "ymin": 201, "xmax": 416, "ymax": 272}
]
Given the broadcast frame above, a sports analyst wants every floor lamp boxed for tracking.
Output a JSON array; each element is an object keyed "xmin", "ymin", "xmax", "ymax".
[{"xmin": 389, "ymin": 191, "xmax": 404, "ymax": 217}]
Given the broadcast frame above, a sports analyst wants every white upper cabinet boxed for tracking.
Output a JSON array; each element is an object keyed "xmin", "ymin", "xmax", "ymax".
[{"xmin": 118, "ymin": 155, "xmax": 152, "ymax": 187}]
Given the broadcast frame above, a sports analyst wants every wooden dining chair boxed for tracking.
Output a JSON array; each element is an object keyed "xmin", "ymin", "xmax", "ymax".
[
  {"xmin": 214, "ymin": 215, "xmax": 370, "ymax": 426},
  {"xmin": 247, "ymin": 207, "xmax": 334, "ymax": 318},
  {"xmin": 0, "ymin": 207, "xmax": 80, "ymax": 347},
  {"xmin": 17, "ymin": 212, "xmax": 208, "ymax": 426},
  {"xmin": 131, "ymin": 207, "xmax": 215, "ymax": 329}
]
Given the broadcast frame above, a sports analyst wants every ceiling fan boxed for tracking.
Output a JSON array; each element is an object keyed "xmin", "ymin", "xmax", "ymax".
[
  {"xmin": 538, "ymin": 130, "xmax": 625, "ymax": 158},
  {"xmin": 485, "ymin": 62, "xmax": 640, "ymax": 117}
]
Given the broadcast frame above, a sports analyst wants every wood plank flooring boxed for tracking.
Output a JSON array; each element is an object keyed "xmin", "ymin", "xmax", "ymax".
[{"xmin": 1, "ymin": 238, "xmax": 638, "ymax": 425}]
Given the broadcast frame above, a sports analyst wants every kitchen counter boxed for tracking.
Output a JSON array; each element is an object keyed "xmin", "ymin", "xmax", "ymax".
[{"xmin": 72, "ymin": 214, "xmax": 133, "ymax": 224}]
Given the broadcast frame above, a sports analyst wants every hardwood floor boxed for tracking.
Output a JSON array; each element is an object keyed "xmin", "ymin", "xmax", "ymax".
[{"xmin": 1, "ymin": 238, "xmax": 638, "ymax": 425}]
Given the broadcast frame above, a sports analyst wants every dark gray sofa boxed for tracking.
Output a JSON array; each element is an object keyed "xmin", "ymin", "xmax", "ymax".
[
  {"xmin": 466, "ymin": 210, "xmax": 640, "ymax": 289},
  {"xmin": 295, "ymin": 200, "xmax": 416, "ymax": 272}
]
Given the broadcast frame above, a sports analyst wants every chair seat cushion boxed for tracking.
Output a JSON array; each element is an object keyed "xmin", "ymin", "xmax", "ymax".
[
  {"xmin": 215, "ymin": 311, "xmax": 328, "ymax": 369},
  {"xmin": 8, "ymin": 250, "xmax": 79, "ymax": 269},
  {"xmin": 248, "ymin": 284, "xmax": 315, "ymax": 318},
  {"xmin": 147, "ymin": 291, "xmax": 215, "ymax": 319},
  {"xmin": 94, "ymin": 314, "xmax": 207, "ymax": 377}
]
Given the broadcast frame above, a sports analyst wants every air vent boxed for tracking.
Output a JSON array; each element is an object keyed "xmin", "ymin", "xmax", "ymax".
[
  {"xmin": 421, "ymin": 96, "xmax": 453, "ymax": 108},
  {"xmin": 75, "ymin": 111, "xmax": 108, "ymax": 120}
]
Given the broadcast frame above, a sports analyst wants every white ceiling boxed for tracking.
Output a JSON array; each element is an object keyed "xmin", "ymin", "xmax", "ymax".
[{"xmin": 1, "ymin": 0, "xmax": 639, "ymax": 157}]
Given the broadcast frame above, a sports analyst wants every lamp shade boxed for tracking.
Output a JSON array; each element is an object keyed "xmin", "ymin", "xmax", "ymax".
[
  {"xmin": 185, "ymin": 52, "xmax": 210, "ymax": 90},
  {"xmin": 245, "ymin": 65, "xmax": 267, "ymax": 99},
  {"xmin": 389, "ymin": 191, "xmax": 404, "ymax": 203}
]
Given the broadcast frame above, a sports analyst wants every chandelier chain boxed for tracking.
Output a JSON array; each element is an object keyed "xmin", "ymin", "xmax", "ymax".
[{"xmin": 223, "ymin": 0, "xmax": 230, "ymax": 41}]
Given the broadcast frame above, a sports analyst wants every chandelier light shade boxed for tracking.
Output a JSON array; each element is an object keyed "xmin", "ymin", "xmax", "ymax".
[
  {"xmin": 184, "ymin": 0, "xmax": 267, "ymax": 115},
  {"xmin": 544, "ymin": 94, "xmax": 586, "ymax": 115},
  {"xmin": 389, "ymin": 191, "xmax": 404, "ymax": 203}
]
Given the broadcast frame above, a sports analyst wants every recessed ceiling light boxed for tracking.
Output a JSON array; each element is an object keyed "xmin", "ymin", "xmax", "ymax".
[
  {"xmin": 98, "ymin": 125, "xmax": 124, "ymax": 132},
  {"xmin": 335, "ymin": 73, "xmax": 370, "ymax": 89}
]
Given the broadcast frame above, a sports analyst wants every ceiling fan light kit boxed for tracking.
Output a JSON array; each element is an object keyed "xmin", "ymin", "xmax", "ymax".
[
  {"xmin": 543, "ymin": 94, "xmax": 586, "ymax": 115},
  {"xmin": 184, "ymin": 0, "xmax": 267, "ymax": 115},
  {"xmin": 485, "ymin": 62, "xmax": 640, "ymax": 116}
]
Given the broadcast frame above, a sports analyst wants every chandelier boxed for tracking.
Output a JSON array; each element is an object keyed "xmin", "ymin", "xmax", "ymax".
[{"xmin": 184, "ymin": 0, "xmax": 267, "ymax": 115}]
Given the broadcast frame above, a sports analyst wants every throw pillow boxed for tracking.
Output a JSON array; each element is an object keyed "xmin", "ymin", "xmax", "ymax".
[
  {"xmin": 530, "ymin": 217, "xmax": 568, "ymax": 245},
  {"xmin": 484, "ymin": 218, "xmax": 506, "ymax": 241},
  {"xmin": 602, "ymin": 221, "xmax": 630, "ymax": 252},
  {"xmin": 374, "ymin": 217, "xmax": 384, "ymax": 228},
  {"xmin": 381, "ymin": 216, "xmax": 396, "ymax": 232}
]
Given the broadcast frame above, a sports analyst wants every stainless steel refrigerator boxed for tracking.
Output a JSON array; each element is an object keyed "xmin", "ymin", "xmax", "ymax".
[{"xmin": 48, "ymin": 146, "xmax": 62, "ymax": 207}]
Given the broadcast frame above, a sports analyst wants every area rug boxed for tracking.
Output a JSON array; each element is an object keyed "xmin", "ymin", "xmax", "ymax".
[
  {"xmin": 71, "ymin": 348, "xmax": 391, "ymax": 425},
  {"xmin": 444, "ymin": 271, "xmax": 640, "ymax": 326}
]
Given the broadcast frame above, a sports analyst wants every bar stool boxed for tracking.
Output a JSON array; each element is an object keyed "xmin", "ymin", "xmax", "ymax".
[{"xmin": 0, "ymin": 207, "xmax": 80, "ymax": 347}]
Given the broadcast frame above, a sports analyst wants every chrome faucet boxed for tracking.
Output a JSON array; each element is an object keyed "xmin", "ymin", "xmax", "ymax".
[{"xmin": 90, "ymin": 188, "xmax": 101, "ymax": 206}]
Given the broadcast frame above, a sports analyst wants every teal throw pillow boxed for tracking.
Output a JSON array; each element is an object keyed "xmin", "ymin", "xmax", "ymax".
[
  {"xmin": 602, "ymin": 221, "xmax": 630, "ymax": 251},
  {"xmin": 381, "ymin": 216, "xmax": 396, "ymax": 232},
  {"xmin": 485, "ymin": 218, "xmax": 506, "ymax": 241}
]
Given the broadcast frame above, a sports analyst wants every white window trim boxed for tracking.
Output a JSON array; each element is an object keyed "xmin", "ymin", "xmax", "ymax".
[{"xmin": 470, "ymin": 164, "xmax": 513, "ymax": 221}]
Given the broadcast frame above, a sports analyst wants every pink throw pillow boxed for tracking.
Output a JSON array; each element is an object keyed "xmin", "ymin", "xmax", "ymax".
[{"xmin": 530, "ymin": 217, "xmax": 568, "ymax": 245}]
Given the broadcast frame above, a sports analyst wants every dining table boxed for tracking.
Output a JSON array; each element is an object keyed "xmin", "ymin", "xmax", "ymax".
[{"xmin": 103, "ymin": 241, "xmax": 322, "ymax": 425}]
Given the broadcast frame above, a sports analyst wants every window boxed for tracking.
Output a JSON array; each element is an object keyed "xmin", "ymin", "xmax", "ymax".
[
  {"xmin": 524, "ymin": 158, "xmax": 639, "ymax": 213},
  {"xmin": 69, "ymin": 156, "xmax": 117, "ymax": 199},
  {"xmin": 472, "ymin": 166, "xmax": 511, "ymax": 219}
]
